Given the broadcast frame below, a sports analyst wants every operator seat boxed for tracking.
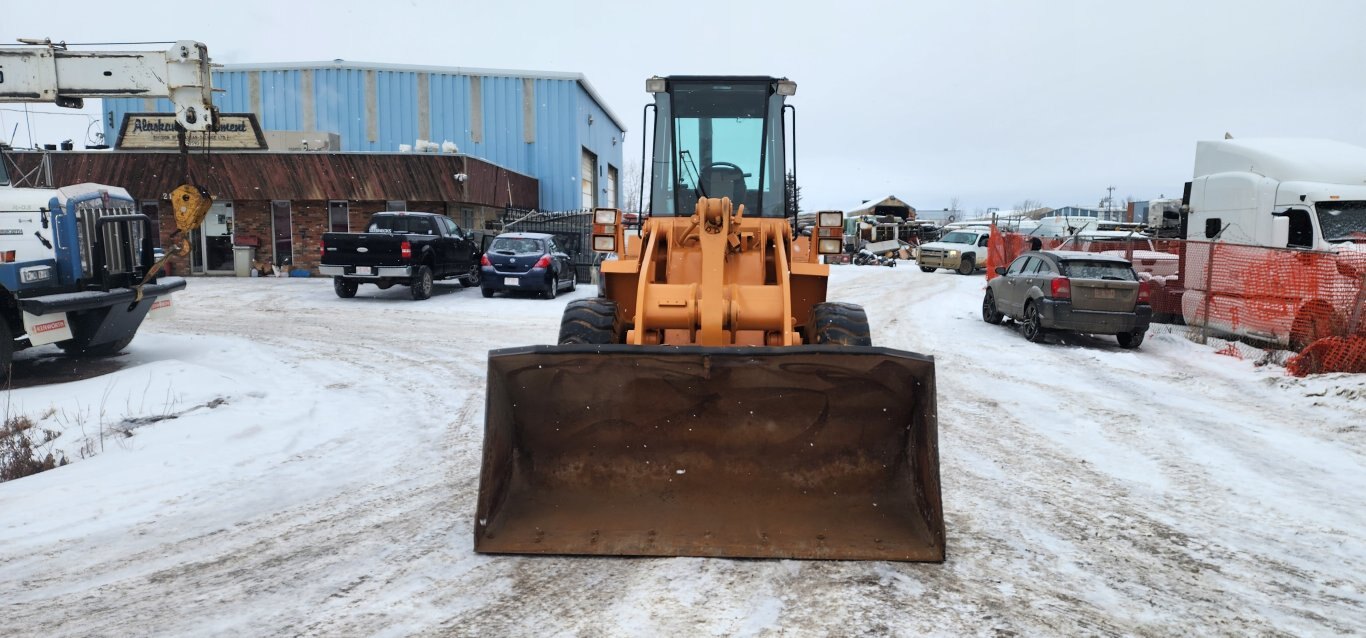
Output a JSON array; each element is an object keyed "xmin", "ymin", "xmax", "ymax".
[{"xmin": 700, "ymin": 165, "xmax": 747, "ymax": 208}]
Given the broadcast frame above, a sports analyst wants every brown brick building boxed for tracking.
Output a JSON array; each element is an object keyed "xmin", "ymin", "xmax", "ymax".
[{"xmin": 10, "ymin": 151, "xmax": 537, "ymax": 275}]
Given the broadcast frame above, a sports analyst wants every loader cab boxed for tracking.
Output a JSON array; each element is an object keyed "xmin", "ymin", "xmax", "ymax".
[{"xmin": 646, "ymin": 76, "xmax": 794, "ymax": 219}]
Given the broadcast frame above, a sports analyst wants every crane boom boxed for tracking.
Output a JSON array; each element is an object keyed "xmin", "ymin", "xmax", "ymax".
[{"xmin": 0, "ymin": 39, "xmax": 215, "ymax": 131}]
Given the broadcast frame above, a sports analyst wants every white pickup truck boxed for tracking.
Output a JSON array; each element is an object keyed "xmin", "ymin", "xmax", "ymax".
[{"xmin": 917, "ymin": 227, "xmax": 991, "ymax": 275}]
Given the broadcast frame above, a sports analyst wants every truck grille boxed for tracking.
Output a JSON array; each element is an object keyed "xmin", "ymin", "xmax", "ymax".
[
  {"xmin": 75, "ymin": 200, "xmax": 145, "ymax": 278},
  {"xmin": 920, "ymin": 248, "xmax": 947, "ymax": 259}
]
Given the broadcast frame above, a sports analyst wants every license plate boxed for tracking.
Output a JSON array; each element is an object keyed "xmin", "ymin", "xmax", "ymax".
[
  {"xmin": 355, "ymin": 266, "xmax": 373, "ymax": 275},
  {"xmin": 505, "ymin": 277, "xmax": 520, "ymax": 286},
  {"xmin": 1094, "ymin": 289, "xmax": 1116, "ymax": 299}
]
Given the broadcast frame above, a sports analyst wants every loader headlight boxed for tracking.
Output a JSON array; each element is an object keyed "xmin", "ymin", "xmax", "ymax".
[
  {"xmin": 817, "ymin": 211, "xmax": 842, "ymax": 227},
  {"xmin": 593, "ymin": 235, "xmax": 617, "ymax": 252},
  {"xmin": 646, "ymin": 77, "xmax": 667, "ymax": 93},
  {"xmin": 20, "ymin": 265, "xmax": 53, "ymax": 283},
  {"xmin": 818, "ymin": 238, "xmax": 843, "ymax": 254},
  {"xmin": 776, "ymin": 79, "xmax": 797, "ymax": 96},
  {"xmin": 594, "ymin": 208, "xmax": 619, "ymax": 225}
]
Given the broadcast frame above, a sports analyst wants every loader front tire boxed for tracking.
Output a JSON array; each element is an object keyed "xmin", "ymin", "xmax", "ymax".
[
  {"xmin": 558, "ymin": 298, "xmax": 620, "ymax": 345},
  {"xmin": 808, "ymin": 302, "xmax": 872, "ymax": 346}
]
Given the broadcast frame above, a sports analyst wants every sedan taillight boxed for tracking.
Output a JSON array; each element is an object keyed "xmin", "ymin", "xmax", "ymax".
[
  {"xmin": 535, "ymin": 255, "xmax": 552, "ymax": 269},
  {"xmin": 1137, "ymin": 280, "xmax": 1151, "ymax": 304},
  {"xmin": 1050, "ymin": 277, "xmax": 1071, "ymax": 299},
  {"xmin": 481, "ymin": 254, "xmax": 491, "ymax": 267}
]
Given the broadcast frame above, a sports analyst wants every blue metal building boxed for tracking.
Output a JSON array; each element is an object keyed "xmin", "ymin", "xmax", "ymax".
[{"xmin": 102, "ymin": 61, "xmax": 626, "ymax": 212}]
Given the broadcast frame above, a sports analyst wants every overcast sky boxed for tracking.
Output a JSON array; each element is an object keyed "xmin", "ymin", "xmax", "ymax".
[{"xmin": 5, "ymin": 0, "xmax": 1365, "ymax": 214}]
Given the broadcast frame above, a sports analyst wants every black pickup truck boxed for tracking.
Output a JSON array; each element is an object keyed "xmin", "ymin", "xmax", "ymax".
[{"xmin": 319, "ymin": 212, "xmax": 481, "ymax": 300}]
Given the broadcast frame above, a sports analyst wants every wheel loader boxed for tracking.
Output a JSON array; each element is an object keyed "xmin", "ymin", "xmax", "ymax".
[{"xmin": 475, "ymin": 76, "xmax": 943, "ymax": 561}]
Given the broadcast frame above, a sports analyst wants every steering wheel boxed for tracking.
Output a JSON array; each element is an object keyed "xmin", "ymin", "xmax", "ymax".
[
  {"xmin": 700, "ymin": 161, "xmax": 749, "ymax": 200},
  {"xmin": 706, "ymin": 161, "xmax": 746, "ymax": 175}
]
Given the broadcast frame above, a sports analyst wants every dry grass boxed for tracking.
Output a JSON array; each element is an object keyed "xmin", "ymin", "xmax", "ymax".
[{"xmin": 1, "ymin": 414, "xmax": 69, "ymax": 483}]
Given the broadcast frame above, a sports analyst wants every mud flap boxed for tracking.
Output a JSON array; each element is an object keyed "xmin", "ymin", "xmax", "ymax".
[{"xmin": 475, "ymin": 344, "xmax": 943, "ymax": 561}]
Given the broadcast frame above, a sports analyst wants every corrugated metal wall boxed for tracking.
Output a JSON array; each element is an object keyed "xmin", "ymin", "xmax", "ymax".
[{"xmin": 102, "ymin": 65, "xmax": 625, "ymax": 212}]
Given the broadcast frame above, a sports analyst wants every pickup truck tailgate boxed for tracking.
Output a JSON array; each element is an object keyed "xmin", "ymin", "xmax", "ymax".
[{"xmin": 321, "ymin": 233, "xmax": 406, "ymax": 268}]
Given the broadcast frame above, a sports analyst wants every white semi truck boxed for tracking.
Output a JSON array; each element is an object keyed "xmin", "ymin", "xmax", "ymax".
[
  {"xmin": 0, "ymin": 39, "xmax": 215, "ymax": 378},
  {"xmin": 1180, "ymin": 138, "xmax": 1366, "ymax": 348}
]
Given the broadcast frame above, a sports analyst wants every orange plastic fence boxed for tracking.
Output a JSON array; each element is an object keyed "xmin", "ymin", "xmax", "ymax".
[{"xmin": 987, "ymin": 227, "xmax": 1366, "ymax": 374}]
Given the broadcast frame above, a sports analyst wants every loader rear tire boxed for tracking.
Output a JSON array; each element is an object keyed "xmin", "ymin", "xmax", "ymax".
[
  {"xmin": 558, "ymin": 298, "xmax": 620, "ymax": 345},
  {"xmin": 808, "ymin": 302, "xmax": 872, "ymax": 346}
]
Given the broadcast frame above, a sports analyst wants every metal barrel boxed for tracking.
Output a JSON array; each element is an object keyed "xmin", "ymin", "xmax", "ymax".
[{"xmin": 475, "ymin": 344, "xmax": 943, "ymax": 561}]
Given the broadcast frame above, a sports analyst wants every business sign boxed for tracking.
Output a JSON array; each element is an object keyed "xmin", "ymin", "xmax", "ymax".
[{"xmin": 116, "ymin": 113, "xmax": 268, "ymax": 150}]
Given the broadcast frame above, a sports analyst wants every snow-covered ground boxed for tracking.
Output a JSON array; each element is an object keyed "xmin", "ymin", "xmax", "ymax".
[{"xmin": 1, "ymin": 267, "xmax": 1363, "ymax": 636}]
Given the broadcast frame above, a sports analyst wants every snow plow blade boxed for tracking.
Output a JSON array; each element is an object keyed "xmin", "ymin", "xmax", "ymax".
[{"xmin": 475, "ymin": 344, "xmax": 943, "ymax": 561}]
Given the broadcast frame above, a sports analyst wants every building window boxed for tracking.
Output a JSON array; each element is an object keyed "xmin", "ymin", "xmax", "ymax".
[
  {"xmin": 271, "ymin": 200, "xmax": 293, "ymax": 266},
  {"xmin": 329, "ymin": 201, "xmax": 349, "ymax": 232},
  {"xmin": 386, "ymin": 200, "xmax": 406, "ymax": 211},
  {"xmin": 462, "ymin": 207, "xmax": 474, "ymax": 228}
]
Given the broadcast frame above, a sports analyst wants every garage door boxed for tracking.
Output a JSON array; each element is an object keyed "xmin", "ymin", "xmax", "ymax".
[
  {"xmin": 607, "ymin": 165, "xmax": 618, "ymax": 209},
  {"xmin": 581, "ymin": 149, "xmax": 597, "ymax": 209}
]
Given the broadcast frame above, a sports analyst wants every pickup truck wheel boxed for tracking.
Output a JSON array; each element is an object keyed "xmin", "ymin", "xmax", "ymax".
[
  {"xmin": 957, "ymin": 255, "xmax": 976, "ymax": 275},
  {"xmin": 919, "ymin": 266, "xmax": 936, "ymax": 273},
  {"xmin": 807, "ymin": 302, "xmax": 873, "ymax": 346},
  {"xmin": 1022, "ymin": 301, "xmax": 1048, "ymax": 343},
  {"xmin": 410, "ymin": 265, "xmax": 434, "ymax": 300},
  {"xmin": 558, "ymin": 298, "xmax": 620, "ymax": 344},
  {"xmin": 460, "ymin": 263, "xmax": 481, "ymax": 288},
  {"xmin": 334, "ymin": 277, "xmax": 359, "ymax": 298},
  {"xmin": 59, "ymin": 333, "xmax": 135, "ymax": 357},
  {"xmin": 982, "ymin": 290, "xmax": 1004, "ymax": 325},
  {"xmin": 1117, "ymin": 329, "xmax": 1145, "ymax": 349}
]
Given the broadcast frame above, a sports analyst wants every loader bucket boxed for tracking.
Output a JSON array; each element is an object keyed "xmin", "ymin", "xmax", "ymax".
[{"xmin": 475, "ymin": 344, "xmax": 943, "ymax": 561}]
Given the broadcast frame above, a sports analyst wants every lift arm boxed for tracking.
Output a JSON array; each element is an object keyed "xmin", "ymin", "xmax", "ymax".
[{"xmin": 0, "ymin": 39, "xmax": 215, "ymax": 131}]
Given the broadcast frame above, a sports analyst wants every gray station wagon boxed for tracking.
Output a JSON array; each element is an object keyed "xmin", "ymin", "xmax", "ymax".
[{"xmin": 983, "ymin": 250, "xmax": 1153, "ymax": 348}]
